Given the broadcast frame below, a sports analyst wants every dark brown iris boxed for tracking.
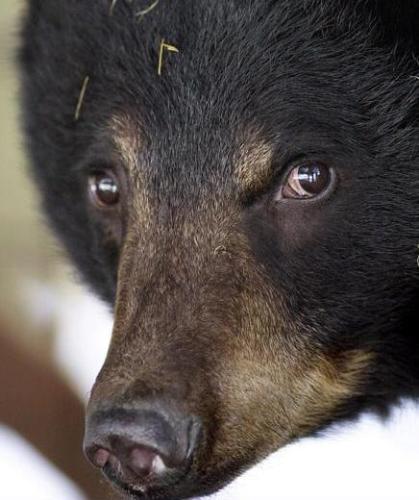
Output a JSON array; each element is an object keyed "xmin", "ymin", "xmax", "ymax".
[
  {"xmin": 281, "ymin": 162, "xmax": 332, "ymax": 199},
  {"xmin": 88, "ymin": 171, "xmax": 120, "ymax": 208}
]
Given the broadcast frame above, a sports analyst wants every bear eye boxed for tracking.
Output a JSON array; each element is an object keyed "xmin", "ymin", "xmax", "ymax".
[
  {"xmin": 278, "ymin": 161, "xmax": 333, "ymax": 200},
  {"xmin": 88, "ymin": 170, "xmax": 120, "ymax": 208}
]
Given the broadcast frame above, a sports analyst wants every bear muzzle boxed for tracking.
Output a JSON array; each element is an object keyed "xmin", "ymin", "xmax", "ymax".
[{"xmin": 83, "ymin": 401, "xmax": 202, "ymax": 496}]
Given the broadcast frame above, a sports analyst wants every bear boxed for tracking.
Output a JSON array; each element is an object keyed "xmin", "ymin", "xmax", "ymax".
[{"xmin": 19, "ymin": 0, "xmax": 419, "ymax": 499}]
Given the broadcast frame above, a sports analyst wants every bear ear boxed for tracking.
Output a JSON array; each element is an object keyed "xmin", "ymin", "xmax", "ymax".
[{"xmin": 365, "ymin": 0, "xmax": 419, "ymax": 51}]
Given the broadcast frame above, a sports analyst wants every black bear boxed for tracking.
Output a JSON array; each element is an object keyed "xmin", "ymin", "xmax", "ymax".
[{"xmin": 19, "ymin": 1, "xmax": 419, "ymax": 499}]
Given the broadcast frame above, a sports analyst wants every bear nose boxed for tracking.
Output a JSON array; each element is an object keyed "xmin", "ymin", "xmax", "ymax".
[{"xmin": 83, "ymin": 405, "xmax": 201, "ymax": 483}]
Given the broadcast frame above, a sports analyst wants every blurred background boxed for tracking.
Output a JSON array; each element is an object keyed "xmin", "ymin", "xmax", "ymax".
[
  {"xmin": 0, "ymin": 1, "xmax": 113, "ymax": 498},
  {"xmin": 1, "ymin": 2, "xmax": 419, "ymax": 500}
]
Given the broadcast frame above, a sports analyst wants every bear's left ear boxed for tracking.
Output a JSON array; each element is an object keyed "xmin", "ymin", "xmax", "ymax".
[{"xmin": 365, "ymin": 0, "xmax": 419, "ymax": 52}]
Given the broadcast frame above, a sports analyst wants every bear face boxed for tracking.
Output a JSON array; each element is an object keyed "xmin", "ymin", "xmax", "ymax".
[{"xmin": 20, "ymin": 1, "xmax": 419, "ymax": 499}]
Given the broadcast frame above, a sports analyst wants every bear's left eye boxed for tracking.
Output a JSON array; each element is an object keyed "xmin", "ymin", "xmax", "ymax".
[
  {"xmin": 278, "ymin": 161, "xmax": 333, "ymax": 200},
  {"xmin": 88, "ymin": 170, "xmax": 120, "ymax": 208}
]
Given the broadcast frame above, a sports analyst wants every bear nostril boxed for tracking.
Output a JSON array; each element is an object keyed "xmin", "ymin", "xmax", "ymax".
[
  {"xmin": 88, "ymin": 440, "xmax": 166, "ymax": 478},
  {"xmin": 91, "ymin": 448, "xmax": 111, "ymax": 469},
  {"xmin": 129, "ymin": 446, "xmax": 166, "ymax": 476}
]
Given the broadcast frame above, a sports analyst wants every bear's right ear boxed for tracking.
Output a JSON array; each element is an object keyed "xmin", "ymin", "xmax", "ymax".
[{"xmin": 365, "ymin": 0, "xmax": 419, "ymax": 52}]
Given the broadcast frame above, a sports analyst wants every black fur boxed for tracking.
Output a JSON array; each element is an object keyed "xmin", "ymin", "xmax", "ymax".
[{"xmin": 20, "ymin": 1, "xmax": 419, "ymax": 498}]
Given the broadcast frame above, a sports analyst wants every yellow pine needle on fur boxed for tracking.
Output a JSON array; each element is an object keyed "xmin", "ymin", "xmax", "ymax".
[
  {"xmin": 74, "ymin": 76, "xmax": 90, "ymax": 121},
  {"xmin": 109, "ymin": 0, "xmax": 134, "ymax": 15},
  {"xmin": 158, "ymin": 39, "xmax": 179, "ymax": 76},
  {"xmin": 136, "ymin": 0, "xmax": 160, "ymax": 19},
  {"xmin": 109, "ymin": 0, "xmax": 119, "ymax": 15}
]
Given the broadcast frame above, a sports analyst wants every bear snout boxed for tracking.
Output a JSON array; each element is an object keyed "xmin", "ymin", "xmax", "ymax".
[{"xmin": 84, "ymin": 402, "xmax": 202, "ymax": 495}]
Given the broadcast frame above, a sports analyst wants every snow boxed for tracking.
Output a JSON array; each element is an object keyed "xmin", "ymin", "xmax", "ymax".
[{"xmin": 0, "ymin": 426, "xmax": 83, "ymax": 500}]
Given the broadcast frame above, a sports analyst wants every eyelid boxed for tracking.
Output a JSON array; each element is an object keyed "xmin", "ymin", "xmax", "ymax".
[{"xmin": 84, "ymin": 162, "xmax": 118, "ymax": 176}]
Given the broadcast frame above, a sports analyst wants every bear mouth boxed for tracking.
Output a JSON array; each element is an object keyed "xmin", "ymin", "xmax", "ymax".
[
  {"xmin": 102, "ymin": 458, "xmax": 197, "ymax": 500},
  {"xmin": 102, "ymin": 458, "xmax": 242, "ymax": 500}
]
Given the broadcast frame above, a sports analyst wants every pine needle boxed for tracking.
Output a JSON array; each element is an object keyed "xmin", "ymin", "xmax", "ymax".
[
  {"xmin": 109, "ymin": 0, "xmax": 119, "ymax": 15},
  {"xmin": 74, "ymin": 76, "xmax": 90, "ymax": 121},
  {"xmin": 158, "ymin": 39, "xmax": 179, "ymax": 76},
  {"xmin": 136, "ymin": 0, "xmax": 160, "ymax": 19}
]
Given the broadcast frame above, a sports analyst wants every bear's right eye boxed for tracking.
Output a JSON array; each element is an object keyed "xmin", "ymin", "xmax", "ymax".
[{"xmin": 88, "ymin": 170, "xmax": 120, "ymax": 208}]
